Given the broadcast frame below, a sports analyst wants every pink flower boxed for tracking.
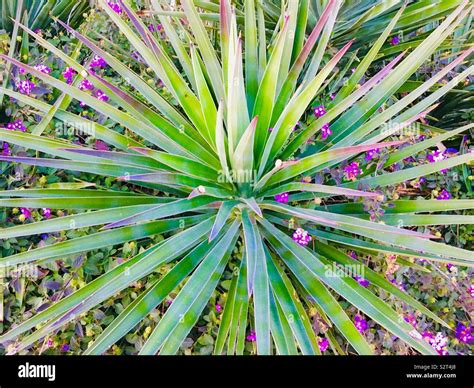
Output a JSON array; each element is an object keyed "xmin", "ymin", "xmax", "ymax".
[
  {"xmin": 215, "ymin": 304, "xmax": 222, "ymax": 313},
  {"xmin": 318, "ymin": 337, "xmax": 329, "ymax": 352},
  {"xmin": 343, "ymin": 162, "xmax": 362, "ymax": 181},
  {"xmin": 274, "ymin": 192, "xmax": 289, "ymax": 203},
  {"xmin": 95, "ymin": 140, "xmax": 109, "ymax": 151},
  {"xmin": 314, "ymin": 105, "xmax": 326, "ymax": 118},
  {"xmin": 20, "ymin": 208, "xmax": 31, "ymax": 219},
  {"xmin": 321, "ymin": 123, "xmax": 332, "ymax": 140},
  {"xmin": 246, "ymin": 330, "xmax": 256, "ymax": 342},
  {"xmin": 292, "ymin": 228, "xmax": 311, "ymax": 246}
]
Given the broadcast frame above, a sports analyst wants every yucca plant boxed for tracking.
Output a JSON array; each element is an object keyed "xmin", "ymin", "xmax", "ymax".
[
  {"xmin": 0, "ymin": 0, "xmax": 473, "ymax": 355},
  {"xmin": 0, "ymin": 0, "xmax": 90, "ymax": 33}
]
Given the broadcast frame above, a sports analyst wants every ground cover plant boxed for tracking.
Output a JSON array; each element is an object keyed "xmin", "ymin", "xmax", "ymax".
[{"xmin": 0, "ymin": 0, "xmax": 472, "ymax": 355}]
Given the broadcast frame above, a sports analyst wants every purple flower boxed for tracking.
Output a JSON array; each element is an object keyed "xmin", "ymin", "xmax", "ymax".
[
  {"xmin": 6, "ymin": 119, "xmax": 26, "ymax": 132},
  {"xmin": 469, "ymin": 285, "xmax": 474, "ymax": 298},
  {"xmin": 2, "ymin": 142, "xmax": 10, "ymax": 156},
  {"xmin": 95, "ymin": 140, "xmax": 109, "ymax": 151},
  {"xmin": 348, "ymin": 251, "xmax": 357, "ymax": 260},
  {"xmin": 404, "ymin": 314, "xmax": 417, "ymax": 328},
  {"xmin": 390, "ymin": 36, "xmax": 400, "ymax": 45},
  {"xmin": 268, "ymin": 127, "xmax": 273, "ymax": 132},
  {"xmin": 47, "ymin": 338, "xmax": 54, "ymax": 347},
  {"xmin": 246, "ymin": 330, "xmax": 256, "ymax": 342},
  {"xmin": 274, "ymin": 192, "xmax": 289, "ymax": 203},
  {"xmin": 455, "ymin": 324, "xmax": 473, "ymax": 344},
  {"xmin": 61, "ymin": 343, "xmax": 70, "ymax": 352},
  {"xmin": 314, "ymin": 105, "xmax": 326, "ymax": 118},
  {"xmin": 329, "ymin": 93, "xmax": 336, "ymax": 100},
  {"xmin": 90, "ymin": 55, "xmax": 107, "ymax": 69},
  {"xmin": 107, "ymin": 1, "xmax": 123, "ymax": 13},
  {"xmin": 354, "ymin": 315, "xmax": 368, "ymax": 333},
  {"xmin": 42, "ymin": 208, "xmax": 52, "ymax": 218},
  {"xmin": 354, "ymin": 275, "xmax": 370, "ymax": 287},
  {"xmin": 95, "ymin": 90, "xmax": 109, "ymax": 102},
  {"xmin": 321, "ymin": 123, "xmax": 332, "ymax": 140},
  {"xmin": 78, "ymin": 79, "xmax": 94, "ymax": 91},
  {"xmin": 365, "ymin": 149, "xmax": 379, "ymax": 161},
  {"xmin": 215, "ymin": 304, "xmax": 222, "ymax": 313},
  {"xmin": 63, "ymin": 67, "xmax": 77, "ymax": 84},
  {"xmin": 423, "ymin": 332, "xmax": 449, "ymax": 355},
  {"xmin": 17, "ymin": 79, "xmax": 35, "ymax": 94},
  {"xmin": 293, "ymin": 121, "xmax": 301, "ymax": 131},
  {"xmin": 318, "ymin": 337, "xmax": 329, "ymax": 352},
  {"xmin": 20, "ymin": 208, "xmax": 31, "ymax": 219},
  {"xmin": 437, "ymin": 189, "xmax": 451, "ymax": 200},
  {"xmin": 343, "ymin": 162, "xmax": 362, "ymax": 181},
  {"xmin": 427, "ymin": 150, "xmax": 444, "ymax": 163},
  {"xmin": 33, "ymin": 64, "xmax": 52, "ymax": 74},
  {"xmin": 292, "ymin": 228, "xmax": 311, "ymax": 246}
]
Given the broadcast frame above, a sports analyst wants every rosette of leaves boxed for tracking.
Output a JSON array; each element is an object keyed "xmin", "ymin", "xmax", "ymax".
[
  {"xmin": 0, "ymin": 0, "xmax": 90, "ymax": 33},
  {"xmin": 0, "ymin": 0, "xmax": 473, "ymax": 355}
]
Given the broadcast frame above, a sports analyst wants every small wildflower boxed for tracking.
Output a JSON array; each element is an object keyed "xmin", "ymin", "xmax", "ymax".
[
  {"xmin": 455, "ymin": 323, "xmax": 473, "ymax": 344},
  {"xmin": 354, "ymin": 315, "xmax": 368, "ymax": 333},
  {"xmin": 314, "ymin": 105, "xmax": 326, "ymax": 118},
  {"xmin": 423, "ymin": 332, "xmax": 449, "ymax": 355},
  {"xmin": 95, "ymin": 90, "xmax": 109, "ymax": 102},
  {"xmin": 42, "ymin": 208, "xmax": 52, "ymax": 218},
  {"xmin": 274, "ymin": 192, "xmax": 289, "ymax": 203},
  {"xmin": 6, "ymin": 119, "xmax": 26, "ymax": 132},
  {"xmin": 427, "ymin": 150, "xmax": 445, "ymax": 163},
  {"xmin": 20, "ymin": 208, "xmax": 31, "ymax": 219},
  {"xmin": 292, "ymin": 228, "xmax": 311, "ymax": 246},
  {"xmin": 390, "ymin": 36, "xmax": 400, "ymax": 45},
  {"xmin": 2, "ymin": 142, "xmax": 10, "ymax": 156},
  {"xmin": 468, "ymin": 285, "xmax": 474, "ymax": 298},
  {"xmin": 354, "ymin": 275, "xmax": 370, "ymax": 287},
  {"xmin": 365, "ymin": 149, "xmax": 379, "ymax": 161},
  {"xmin": 107, "ymin": 0, "xmax": 123, "ymax": 13},
  {"xmin": 436, "ymin": 189, "xmax": 451, "ymax": 200},
  {"xmin": 246, "ymin": 330, "xmax": 256, "ymax": 342},
  {"xmin": 404, "ymin": 314, "xmax": 417, "ymax": 328},
  {"xmin": 33, "ymin": 64, "xmax": 52, "ymax": 74},
  {"xmin": 78, "ymin": 79, "xmax": 94, "ymax": 91},
  {"xmin": 63, "ymin": 67, "xmax": 77, "ymax": 84},
  {"xmin": 343, "ymin": 162, "xmax": 362, "ymax": 181},
  {"xmin": 348, "ymin": 251, "xmax": 357, "ymax": 260},
  {"xmin": 321, "ymin": 123, "xmax": 332, "ymax": 140},
  {"xmin": 61, "ymin": 343, "xmax": 70, "ymax": 352},
  {"xmin": 17, "ymin": 79, "xmax": 35, "ymax": 94},
  {"xmin": 215, "ymin": 304, "xmax": 222, "ymax": 313},
  {"xmin": 90, "ymin": 55, "xmax": 107, "ymax": 69},
  {"xmin": 318, "ymin": 337, "xmax": 329, "ymax": 352}
]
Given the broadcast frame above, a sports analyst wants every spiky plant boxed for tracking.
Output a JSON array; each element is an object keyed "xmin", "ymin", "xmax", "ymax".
[
  {"xmin": 0, "ymin": 0, "xmax": 90, "ymax": 33},
  {"xmin": 0, "ymin": 0, "xmax": 473, "ymax": 355}
]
